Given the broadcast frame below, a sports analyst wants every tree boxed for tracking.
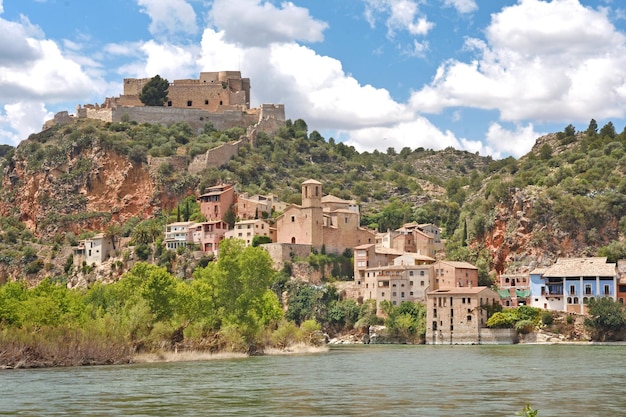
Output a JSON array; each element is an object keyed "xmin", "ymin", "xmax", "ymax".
[
  {"xmin": 586, "ymin": 118, "xmax": 598, "ymax": 136},
  {"xmin": 223, "ymin": 204, "xmax": 236, "ymax": 229},
  {"xmin": 139, "ymin": 75, "xmax": 169, "ymax": 106},
  {"xmin": 585, "ymin": 297, "xmax": 626, "ymax": 341}
]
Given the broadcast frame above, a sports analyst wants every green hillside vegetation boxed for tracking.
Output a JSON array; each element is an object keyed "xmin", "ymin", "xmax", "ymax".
[{"xmin": 445, "ymin": 119, "xmax": 626, "ymax": 272}]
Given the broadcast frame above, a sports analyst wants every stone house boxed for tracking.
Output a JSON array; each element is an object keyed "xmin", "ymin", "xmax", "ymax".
[
  {"xmin": 426, "ymin": 287, "xmax": 500, "ymax": 344},
  {"xmin": 375, "ymin": 222, "xmax": 443, "ymax": 257},
  {"xmin": 225, "ymin": 219, "xmax": 272, "ymax": 246},
  {"xmin": 73, "ymin": 233, "xmax": 114, "ymax": 266},
  {"xmin": 275, "ymin": 179, "xmax": 375, "ymax": 254},
  {"xmin": 432, "ymin": 260, "xmax": 479, "ymax": 290},
  {"xmin": 198, "ymin": 183, "xmax": 235, "ymax": 222},
  {"xmin": 529, "ymin": 257, "xmax": 617, "ymax": 314},
  {"xmin": 236, "ymin": 193, "xmax": 280, "ymax": 220}
]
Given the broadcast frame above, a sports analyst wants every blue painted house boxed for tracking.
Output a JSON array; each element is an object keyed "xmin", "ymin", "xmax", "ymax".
[{"xmin": 530, "ymin": 257, "xmax": 617, "ymax": 314}]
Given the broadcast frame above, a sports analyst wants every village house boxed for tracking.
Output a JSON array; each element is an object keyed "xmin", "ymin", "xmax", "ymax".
[
  {"xmin": 360, "ymin": 253, "xmax": 436, "ymax": 310},
  {"xmin": 236, "ymin": 193, "xmax": 283, "ymax": 220},
  {"xmin": 617, "ymin": 260, "xmax": 626, "ymax": 304},
  {"xmin": 274, "ymin": 179, "xmax": 375, "ymax": 255},
  {"xmin": 375, "ymin": 223, "xmax": 444, "ymax": 257},
  {"xmin": 497, "ymin": 274, "xmax": 531, "ymax": 307},
  {"xmin": 163, "ymin": 221, "xmax": 195, "ymax": 250},
  {"xmin": 425, "ymin": 286, "xmax": 501, "ymax": 344},
  {"xmin": 432, "ymin": 260, "xmax": 479, "ymax": 290},
  {"xmin": 163, "ymin": 220, "xmax": 229, "ymax": 255},
  {"xmin": 530, "ymin": 257, "xmax": 617, "ymax": 314},
  {"xmin": 197, "ymin": 184, "xmax": 235, "ymax": 222},
  {"xmin": 73, "ymin": 233, "xmax": 114, "ymax": 266},
  {"xmin": 190, "ymin": 221, "xmax": 229, "ymax": 254},
  {"xmin": 224, "ymin": 219, "xmax": 272, "ymax": 246}
]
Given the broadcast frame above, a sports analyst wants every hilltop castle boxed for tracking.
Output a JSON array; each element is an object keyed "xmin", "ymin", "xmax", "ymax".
[{"xmin": 44, "ymin": 71, "xmax": 285, "ymax": 134}]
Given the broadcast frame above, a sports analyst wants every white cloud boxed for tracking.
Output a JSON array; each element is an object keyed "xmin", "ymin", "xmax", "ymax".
[
  {"xmin": 0, "ymin": 102, "xmax": 52, "ymax": 145},
  {"xmin": 343, "ymin": 117, "xmax": 465, "ymax": 153},
  {"xmin": 0, "ymin": 11, "xmax": 108, "ymax": 145},
  {"xmin": 410, "ymin": 0, "xmax": 626, "ymax": 124},
  {"xmin": 0, "ymin": 0, "xmax": 4, "ymax": 14},
  {"xmin": 364, "ymin": 0, "xmax": 435, "ymax": 37},
  {"xmin": 137, "ymin": 0, "xmax": 198, "ymax": 38},
  {"xmin": 208, "ymin": 0, "xmax": 328, "ymax": 47},
  {"xmin": 442, "ymin": 0, "xmax": 478, "ymax": 14},
  {"xmin": 482, "ymin": 122, "xmax": 544, "ymax": 159}
]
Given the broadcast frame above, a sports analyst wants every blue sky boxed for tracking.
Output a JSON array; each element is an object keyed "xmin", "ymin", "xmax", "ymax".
[{"xmin": 2, "ymin": 0, "xmax": 626, "ymax": 158}]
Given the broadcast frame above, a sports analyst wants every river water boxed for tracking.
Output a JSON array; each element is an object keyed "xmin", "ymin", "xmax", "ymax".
[{"xmin": 2, "ymin": 344, "xmax": 625, "ymax": 416}]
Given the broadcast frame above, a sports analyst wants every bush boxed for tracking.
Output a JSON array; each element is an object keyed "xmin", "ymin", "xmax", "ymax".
[
  {"xmin": 270, "ymin": 320, "xmax": 301, "ymax": 349},
  {"xmin": 541, "ymin": 311, "xmax": 554, "ymax": 326}
]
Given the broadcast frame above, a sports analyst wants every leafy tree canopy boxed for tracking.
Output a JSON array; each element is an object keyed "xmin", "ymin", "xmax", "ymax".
[{"xmin": 139, "ymin": 75, "xmax": 169, "ymax": 106}]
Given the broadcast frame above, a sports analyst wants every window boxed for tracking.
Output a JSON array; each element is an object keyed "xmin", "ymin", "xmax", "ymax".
[
  {"xmin": 467, "ymin": 315, "xmax": 472, "ymax": 321},
  {"xmin": 392, "ymin": 292, "xmax": 397, "ymax": 296},
  {"xmin": 409, "ymin": 271, "xmax": 414, "ymax": 276},
  {"xmin": 410, "ymin": 291, "xmax": 414, "ymax": 296},
  {"xmin": 381, "ymin": 292, "xmax": 385, "ymax": 297},
  {"xmin": 291, "ymin": 216, "xmax": 295, "ymax": 222},
  {"xmin": 420, "ymin": 281, "xmax": 424, "ymax": 286},
  {"xmin": 420, "ymin": 271, "xmax": 425, "ymax": 276},
  {"xmin": 585, "ymin": 284, "xmax": 592, "ymax": 295},
  {"xmin": 570, "ymin": 285, "xmax": 575, "ymax": 295},
  {"xmin": 401, "ymin": 292, "xmax": 405, "ymax": 298},
  {"xmin": 167, "ymin": 100, "xmax": 172, "ymax": 106},
  {"xmin": 187, "ymin": 100, "xmax": 193, "ymax": 106},
  {"xmin": 604, "ymin": 285, "xmax": 610, "ymax": 295},
  {"xmin": 204, "ymin": 99, "xmax": 209, "ymax": 105}
]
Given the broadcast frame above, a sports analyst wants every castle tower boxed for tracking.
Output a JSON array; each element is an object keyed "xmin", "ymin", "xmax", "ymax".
[{"xmin": 301, "ymin": 179, "xmax": 324, "ymax": 250}]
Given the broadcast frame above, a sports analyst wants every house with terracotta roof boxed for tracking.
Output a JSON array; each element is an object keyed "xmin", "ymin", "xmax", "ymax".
[
  {"xmin": 197, "ymin": 183, "xmax": 235, "ymax": 222},
  {"xmin": 432, "ymin": 260, "xmax": 479, "ymax": 290},
  {"xmin": 530, "ymin": 257, "xmax": 617, "ymax": 314}
]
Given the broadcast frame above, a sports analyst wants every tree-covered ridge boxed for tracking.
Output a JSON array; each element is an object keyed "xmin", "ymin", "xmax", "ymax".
[{"xmin": 448, "ymin": 119, "xmax": 626, "ymax": 273}]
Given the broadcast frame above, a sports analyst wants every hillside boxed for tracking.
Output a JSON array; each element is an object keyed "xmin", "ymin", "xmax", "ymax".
[{"xmin": 1, "ymin": 117, "xmax": 626, "ymax": 283}]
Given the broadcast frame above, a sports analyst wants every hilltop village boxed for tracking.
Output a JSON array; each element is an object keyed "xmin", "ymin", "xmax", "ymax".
[{"xmin": 2, "ymin": 70, "xmax": 626, "ymax": 354}]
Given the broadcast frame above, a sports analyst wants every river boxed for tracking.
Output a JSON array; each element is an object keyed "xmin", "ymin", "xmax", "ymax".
[{"xmin": 1, "ymin": 344, "xmax": 624, "ymax": 416}]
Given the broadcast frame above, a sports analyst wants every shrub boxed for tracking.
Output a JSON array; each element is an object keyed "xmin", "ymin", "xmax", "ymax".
[
  {"xmin": 271, "ymin": 320, "xmax": 301, "ymax": 348},
  {"xmin": 541, "ymin": 311, "xmax": 554, "ymax": 326}
]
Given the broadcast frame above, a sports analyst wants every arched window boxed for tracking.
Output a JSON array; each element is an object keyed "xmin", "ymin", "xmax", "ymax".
[
  {"xmin": 573, "ymin": 297, "xmax": 579, "ymax": 304},
  {"xmin": 567, "ymin": 297, "xmax": 572, "ymax": 304},
  {"xmin": 291, "ymin": 237, "xmax": 296, "ymax": 244}
]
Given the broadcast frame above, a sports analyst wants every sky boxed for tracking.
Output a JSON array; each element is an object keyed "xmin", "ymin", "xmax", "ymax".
[{"xmin": 1, "ymin": 0, "xmax": 626, "ymax": 159}]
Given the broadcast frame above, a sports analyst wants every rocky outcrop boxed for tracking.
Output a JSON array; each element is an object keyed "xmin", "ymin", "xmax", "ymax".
[{"xmin": 0, "ymin": 124, "xmax": 177, "ymax": 238}]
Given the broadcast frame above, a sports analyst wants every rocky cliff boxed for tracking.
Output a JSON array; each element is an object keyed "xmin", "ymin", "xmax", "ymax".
[{"xmin": 0, "ymin": 120, "xmax": 181, "ymax": 238}]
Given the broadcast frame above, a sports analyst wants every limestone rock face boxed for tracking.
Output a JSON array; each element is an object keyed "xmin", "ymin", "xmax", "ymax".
[{"xmin": 0, "ymin": 126, "xmax": 175, "ymax": 238}]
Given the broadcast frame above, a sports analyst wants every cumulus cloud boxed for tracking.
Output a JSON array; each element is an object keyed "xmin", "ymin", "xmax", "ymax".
[
  {"xmin": 364, "ymin": 0, "xmax": 435, "ymax": 37},
  {"xmin": 410, "ymin": 0, "xmax": 626, "ymax": 123},
  {"xmin": 0, "ymin": 102, "xmax": 52, "ymax": 145},
  {"xmin": 482, "ymin": 122, "xmax": 545, "ymax": 159},
  {"xmin": 0, "ymin": 11, "xmax": 107, "ymax": 144},
  {"xmin": 442, "ymin": 0, "xmax": 478, "ymax": 14},
  {"xmin": 342, "ymin": 117, "xmax": 466, "ymax": 153},
  {"xmin": 208, "ymin": 0, "xmax": 328, "ymax": 47},
  {"xmin": 137, "ymin": 0, "xmax": 198, "ymax": 38},
  {"xmin": 0, "ymin": 17, "xmax": 42, "ymax": 66}
]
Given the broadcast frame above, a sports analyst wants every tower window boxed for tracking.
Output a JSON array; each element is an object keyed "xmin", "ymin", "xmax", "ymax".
[
  {"xmin": 187, "ymin": 100, "xmax": 193, "ymax": 106},
  {"xmin": 167, "ymin": 100, "xmax": 172, "ymax": 106},
  {"xmin": 204, "ymin": 100, "xmax": 209, "ymax": 105}
]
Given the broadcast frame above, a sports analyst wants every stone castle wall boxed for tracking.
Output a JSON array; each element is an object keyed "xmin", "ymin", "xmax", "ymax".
[{"xmin": 120, "ymin": 71, "xmax": 250, "ymax": 112}]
